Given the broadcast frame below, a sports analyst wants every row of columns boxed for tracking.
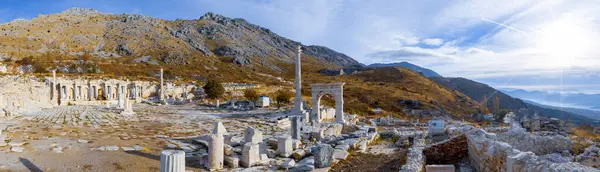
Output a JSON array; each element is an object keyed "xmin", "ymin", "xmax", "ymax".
[{"xmin": 50, "ymin": 80, "xmax": 144, "ymax": 105}]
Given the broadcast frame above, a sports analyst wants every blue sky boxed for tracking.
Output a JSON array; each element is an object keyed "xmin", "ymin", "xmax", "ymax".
[{"xmin": 2, "ymin": 0, "xmax": 600, "ymax": 93}]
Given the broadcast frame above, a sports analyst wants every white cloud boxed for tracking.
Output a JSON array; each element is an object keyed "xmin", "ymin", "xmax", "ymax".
[{"xmin": 422, "ymin": 38, "xmax": 444, "ymax": 46}]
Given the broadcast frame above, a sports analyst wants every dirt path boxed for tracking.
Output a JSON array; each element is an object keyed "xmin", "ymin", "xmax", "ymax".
[{"xmin": 330, "ymin": 149, "xmax": 407, "ymax": 172}]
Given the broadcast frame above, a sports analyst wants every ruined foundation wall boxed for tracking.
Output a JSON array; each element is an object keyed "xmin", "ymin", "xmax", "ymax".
[
  {"xmin": 467, "ymin": 129, "xmax": 597, "ymax": 172},
  {"xmin": 497, "ymin": 130, "xmax": 572, "ymax": 155},
  {"xmin": 400, "ymin": 138, "xmax": 426, "ymax": 172},
  {"xmin": 0, "ymin": 76, "xmax": 53, "ymax": 116}
]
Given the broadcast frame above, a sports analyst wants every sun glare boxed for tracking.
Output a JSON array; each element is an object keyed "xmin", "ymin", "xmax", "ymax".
[{"xmin": 534, "ymin": 15, "xmax": 593, "ymax": 68}]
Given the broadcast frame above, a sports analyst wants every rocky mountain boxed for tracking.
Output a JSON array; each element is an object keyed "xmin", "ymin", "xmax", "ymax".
[
  {"xmin": 429, "ymin": 77, "xmax": 598, "ymax": 124},
  {"xmin": 0, "ymin": 8, "xmax": 362, "ymax": 75},
  {"xmin": 368, "ymin": 62, "xmax": 441, "ymax": 77}
]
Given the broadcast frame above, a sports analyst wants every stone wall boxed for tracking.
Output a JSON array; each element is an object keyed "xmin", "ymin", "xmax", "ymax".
[
  {"xmin": 497, "ymin": 129, "xmax": 572, "ymax": 155},
  {"xmin": 423, "ymin": 134, "xmax": 468, "ymax": 164},
  {"xmin": 467, "ymin": 129, "xmax": 597, "ymax": 172},
  {"xmin": 0, "ymin": 76, "xmax": 53, "ymax": 116},
  {"xmin": 400, "ymin": 138, "xmax": 426, "ymax": 172}
]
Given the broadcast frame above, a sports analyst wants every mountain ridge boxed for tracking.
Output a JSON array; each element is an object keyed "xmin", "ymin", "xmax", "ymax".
[
  {"xmin": 0, "ymin": 8, "xmax": 362, "ymax": 73},
  {"xmin": 368, "ymin": 62, "xmax": 441, "ymax": 77}
]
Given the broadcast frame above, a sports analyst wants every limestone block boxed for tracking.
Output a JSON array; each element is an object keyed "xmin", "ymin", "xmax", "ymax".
[
  {"xmin": 292, "ymin": 149, "xmax": 306, "ymax": 160},
  {"xmin": 11, "ymin": 146, "xmax": 24, "ymax": 153},
  {"xmin": 241, "ymin": 142, "xmax": 260, "ymax": 167},
  {"xmin": 332, "ymin": 149, "xmax": 349, "ymax": 160},
  {"xmin": 292, "ymin": 139, "xmax": 302, "ymax": 150},
  {"xmin": 314, "ymin": 144, "xmax": 334, "ymax": 168},
  {"xmin": 160, "ymin": 150, "xmax": 185, "ymax": 172},
  {"xmin": 224, "ymin": 156, "xmax": 239, "ymax": 169},
  {"xmin": 224, "ymin": 145, "xmax": 233, "ymax": 156},
  {"xmin": 280, "ymin": 158, "xmax": 296, "ymax": 169},
  {"xmin": 425, "ymin": 165, "xmax": 455, "ymax": 172},
  {"xmin": 278, "ymin": 136, "xmax": 293, "ymax": 157}
]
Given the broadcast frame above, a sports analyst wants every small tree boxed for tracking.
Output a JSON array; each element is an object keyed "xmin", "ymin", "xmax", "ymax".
[
  {"xmin": 244, "ymin": 89, "xmax": 259, "ymax": 102},
  {"xmin": 275, "ymin": 89, "xmax": 293, "ymax": 109},
  {"xmin": 493, "ymin": 96, "xmax": 500, "ymax": 113},
  {"xmin": 494, "ymin": 109, "xmax": 510, "ymax": 122},
  {"xmin": 203, "ymin": 79, "xmax": 224, "ymax": 100}
]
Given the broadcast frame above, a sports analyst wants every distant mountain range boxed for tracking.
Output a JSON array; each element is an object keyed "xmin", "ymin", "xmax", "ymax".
[
  {"xmin": 428, "ymin": 77, "xmax": 599, "ymax": 124},
  {"xmin": 369, "ymin": 61, "xmax": 599, "ymax": 124},
  {"xmin": 522, "ymin": 99, "xmax": 600, "ymax": 121},
  {"xmin": 368, "ymin": 62, "xmax": 442, "ymax": 77},
  {"xmin": 503, "ymin": 89, "xmax": 600, "ymax": 111}
]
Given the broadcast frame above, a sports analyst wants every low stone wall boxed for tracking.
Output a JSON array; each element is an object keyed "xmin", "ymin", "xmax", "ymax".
[
  {"xmin": 497, "ymin": 129, "xmax": 572, "ymax": 155},
  {"xmin": 400, "ymin": 138, "xmax": 426, "ymax": 172},
  {"xmin": 423, "ymin": 134, "xmax": 468, "ymax": 164},
  {"xmin": 467, "ymin": 129, "xmax": 597, "ymax": 172}
]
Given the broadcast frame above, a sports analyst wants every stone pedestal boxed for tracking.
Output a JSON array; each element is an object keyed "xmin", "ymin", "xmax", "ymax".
[
  {"xmin": 207, "ymin": 134, "xmax": 224, "ymax": 170},
  {"xmin": 241, "ymin": 142, "xmax": 260, "ymax": 167},
  {"xmin": 120, "ymin": 98, "xmax": 135, "ymax": 116},
  {"xmin": 277, "ymin": 136, "xmax": 293, "ymax": 157},
  {"xmin": 160, "ymin": 150, "xmax": 185, "ymax": 172}
]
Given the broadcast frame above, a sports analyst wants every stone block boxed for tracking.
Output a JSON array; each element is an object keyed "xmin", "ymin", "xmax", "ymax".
[
  {"xmin": 314, "ymin": 144, "xmax": 334, "ymax": 168},
  {"xmin": 224, "ymin": 156, "xmax": 239, "ymax": 169},
  {"xmin": 292, "ymin": 149, "xmax": 306, "ymax": 160},
  {"xmin": 278, "ymin": 136, "xmax": 293, "ymax": 157},
  {"xmin": 241, "ymin": 142, "xmax": 260, "ymax": 168},
  {"xmin": 332, "ymin": 149, "xmax": 349, "ymax": 160},
  {"xmin": 292, "ymin": 139, "xmax": 302, "ymax": 150},
  {"xmin": 425, "ymin": 165, "xmax": 455, "ymax": 172}
]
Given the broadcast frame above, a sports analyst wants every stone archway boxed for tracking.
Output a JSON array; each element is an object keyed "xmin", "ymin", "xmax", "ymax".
[{"xmin": 311, "ymin": 82, "xmax": 345, "ymax": 123}]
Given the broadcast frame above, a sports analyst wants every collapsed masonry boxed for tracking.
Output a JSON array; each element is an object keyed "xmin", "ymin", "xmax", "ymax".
[
  {"xmin": 164, "ymin": 115, "xmax": 377, "ymax": 171},
  {"xmin": 400, "ymin": 125, "xmax": 599, "ymax": 172}
]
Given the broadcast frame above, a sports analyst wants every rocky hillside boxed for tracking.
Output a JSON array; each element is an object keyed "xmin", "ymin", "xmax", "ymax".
[
  {"xmin": 303, "ymin": 67, "xmax": 481, "ymax": 117},
  {"xmin": 0, "ymin": 8, "xmax": 362, "ymax": 75}
]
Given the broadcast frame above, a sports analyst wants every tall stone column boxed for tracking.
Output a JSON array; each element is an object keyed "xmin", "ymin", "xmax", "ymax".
[
  {"xmin": 160, "ymin": 68, "xmax": 164, "ymax": 103},
  {"xmin": 51, "ymin": 70, "xmax": 57, "ymax": 102},
  {"xmin": 335, "ymin": 91, "xmax": 344, "ymax": 123},
  {"xmin": 293, "ymin": 46, "xmax": 304, "ymax": 115},
  {"xmin": 74, "ymin": 83, "xmax": 79, "ymax": 101},
  {"xmin": 207, "ymin": 134, "xmax": 224, "ymax": 170},
  {"xmin": 160, "ymin": 150, "xmax": 185, "ymax": 172}
]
